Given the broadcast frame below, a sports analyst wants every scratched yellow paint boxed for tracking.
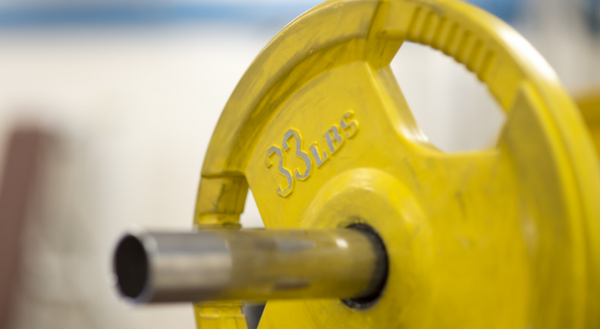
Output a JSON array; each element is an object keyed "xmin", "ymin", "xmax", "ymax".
[{"xmin": 194, "ymin": 0, "xmax": 600, "ymax": 328}]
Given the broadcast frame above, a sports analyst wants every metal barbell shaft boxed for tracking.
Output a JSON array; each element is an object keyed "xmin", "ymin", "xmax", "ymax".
[{"xmin": 113, "ymin": 227, "xmax": 387, "ymax": 303}]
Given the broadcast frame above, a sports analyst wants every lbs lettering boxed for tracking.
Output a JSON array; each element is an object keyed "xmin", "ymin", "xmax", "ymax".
[{"xmin": 265, "ymin": 111, "xmax": 359, "ymax": 197}]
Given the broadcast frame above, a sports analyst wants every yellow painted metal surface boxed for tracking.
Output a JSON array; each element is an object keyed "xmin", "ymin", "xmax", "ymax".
[
  {"xmin": 194, "ymin": 302, "xmax": 248, "ymax": 329},
  {"xmin": 194, "ymin": 0, "xmax": 600, "ymax": 328},
  {"xmin": 576, "ymin": 90, "xmax": 600, "ymax": 156}
]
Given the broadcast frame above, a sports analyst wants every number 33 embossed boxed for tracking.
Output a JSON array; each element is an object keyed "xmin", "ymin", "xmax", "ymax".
[{"xmin": 265, "ymin": 111, "xmax": 359, "ymax": 197}]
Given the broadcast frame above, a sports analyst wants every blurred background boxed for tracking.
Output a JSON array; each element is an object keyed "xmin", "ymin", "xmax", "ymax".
[{"xmin": 0, "ymin": 0, "xmax": 599, "ymax": 328}]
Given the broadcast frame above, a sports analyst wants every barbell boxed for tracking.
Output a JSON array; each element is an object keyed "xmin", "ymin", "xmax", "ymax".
[{"xmin": 112, "ymin": 0, "xmax": 600, "ymax": 328}]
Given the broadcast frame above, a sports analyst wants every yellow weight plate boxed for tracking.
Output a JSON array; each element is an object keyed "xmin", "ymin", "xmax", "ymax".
[
  {"xmin": 576, "ymin": 90, "xmax": 600, "ymax": 156},
  {"xmin": 194, "ymin": 0, "xmax": 600, "ymax": 328}
]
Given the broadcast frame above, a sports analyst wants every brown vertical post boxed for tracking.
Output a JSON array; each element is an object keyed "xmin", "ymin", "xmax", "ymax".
[{"xmin": 0, "ymin": 128, "xmax": 46, "ymax": 329}]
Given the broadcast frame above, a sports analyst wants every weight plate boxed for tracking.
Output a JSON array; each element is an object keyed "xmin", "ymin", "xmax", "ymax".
[
  {"xmin": 194, "ymin": 0, "xmax": 600, "ymax": 328},
  {"xmin": 577, "ymin": 91, "xmax": 600, "ymax": 156}
]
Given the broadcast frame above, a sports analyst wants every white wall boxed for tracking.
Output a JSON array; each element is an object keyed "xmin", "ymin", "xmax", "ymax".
[{"xmin": 4, "ymin": 24, "xmax": 269, "ymax": 329}]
